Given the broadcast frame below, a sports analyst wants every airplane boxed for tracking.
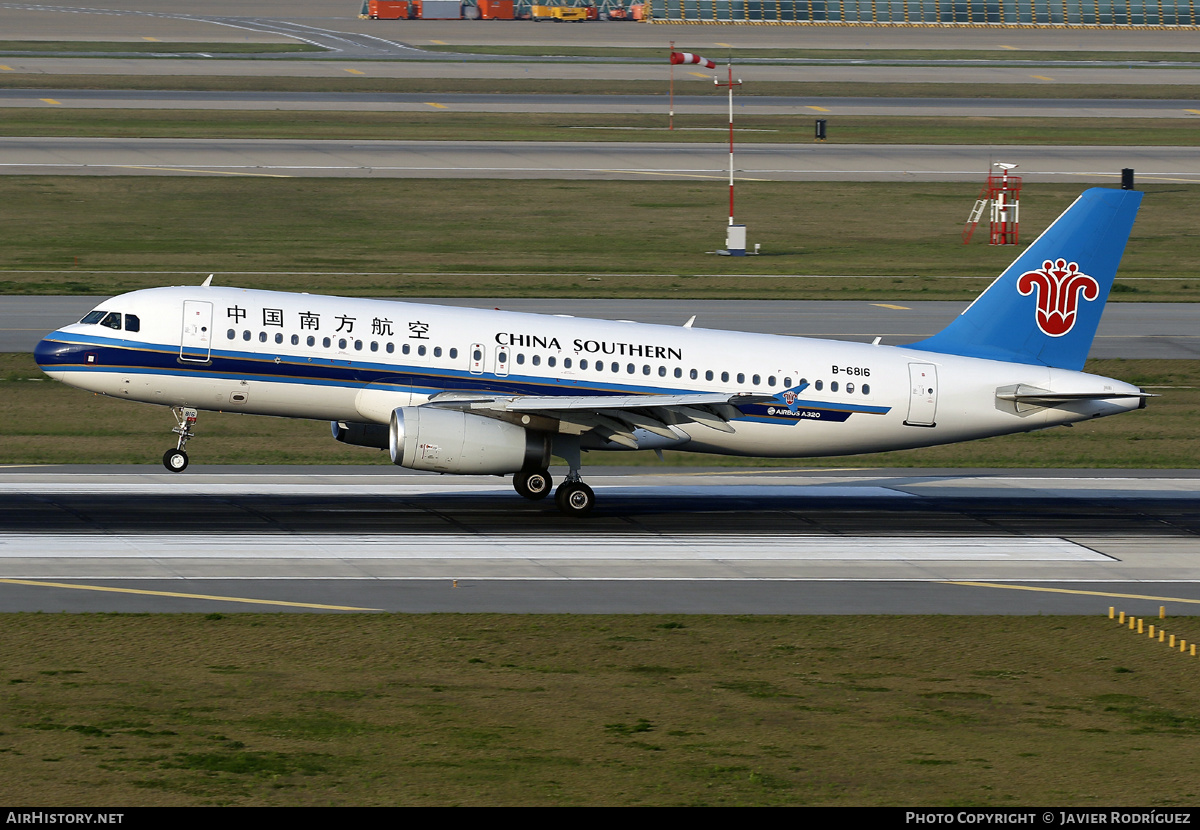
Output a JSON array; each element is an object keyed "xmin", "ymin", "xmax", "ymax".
[{"xmin": 35, "ymin": 187, "xmax": 1148, "ymax": 516}]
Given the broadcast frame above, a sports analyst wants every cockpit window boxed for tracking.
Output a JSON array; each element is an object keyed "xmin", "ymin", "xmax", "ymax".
[
  {"xmin": 100, "ymin": 312, "xmax": 122, "ymax": 330},
  {"xmin": 124, "ymin": 314, "xmax": 140, "ymax": 333},
  {"xmin": 81, "ymin": 310, "xmax": 106, "ymax": 325}
]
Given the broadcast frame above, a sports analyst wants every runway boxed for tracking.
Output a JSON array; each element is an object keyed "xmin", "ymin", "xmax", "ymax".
[
  {"xmin": 3, "ymin": 137, "xmax": 1197, "ymax": 182},
  {"xmin": 8, "ymin": 297, "xmax": 1200, "ymax": 357},
  {"xmin": 5, "ymin": 90, "xmax": 1200, "ymax": 118},
  {"xmin": 1, "ymin": 467, "xmax": 1199, "ymax": 613}
]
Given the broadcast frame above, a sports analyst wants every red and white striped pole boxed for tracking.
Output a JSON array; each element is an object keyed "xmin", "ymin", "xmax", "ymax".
[
  {"xmin": 668, "ymin": 41, "xmax": 674, "ymax": 131},
  {"xmin": 714, "ymin": 59, "xmax": 744, "ymax": 254}
]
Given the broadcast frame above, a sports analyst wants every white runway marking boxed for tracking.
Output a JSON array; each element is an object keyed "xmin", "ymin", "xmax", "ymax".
[{"xmin": 0, "ymin": 534, "xmax": 1105, "ymax": 561}]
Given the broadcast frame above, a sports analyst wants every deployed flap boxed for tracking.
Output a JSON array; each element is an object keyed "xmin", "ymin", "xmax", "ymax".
[{"xmin": 424, "ymin": 390, "xmax": 767, "ymax": 439}]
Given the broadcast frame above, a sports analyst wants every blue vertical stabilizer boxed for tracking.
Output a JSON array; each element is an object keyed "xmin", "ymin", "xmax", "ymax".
[{"xmin": 909, "ymin": 187, "xmax": 1143, "ymax": 371}]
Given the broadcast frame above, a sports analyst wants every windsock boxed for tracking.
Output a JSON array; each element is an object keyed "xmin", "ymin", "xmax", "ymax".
[{"xmin": 669, "ymin": 52, "xmax": 716, "ymax": 69}]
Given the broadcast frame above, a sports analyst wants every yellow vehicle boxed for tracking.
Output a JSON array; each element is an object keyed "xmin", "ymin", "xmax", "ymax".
[{"xmin": 531, "ymin": 4, "xmax": 590, "ymax": 20}]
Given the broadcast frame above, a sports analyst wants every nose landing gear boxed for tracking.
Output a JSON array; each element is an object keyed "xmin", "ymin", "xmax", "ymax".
[{"xmin": 163, "ymin": 407, "xmax": 198, "ymax": 473}]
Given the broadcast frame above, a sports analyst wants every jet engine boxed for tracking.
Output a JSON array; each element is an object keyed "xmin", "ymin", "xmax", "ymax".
[{"xmin": 389, "ymin": 406, "xmax": 551, "ymax": 475}]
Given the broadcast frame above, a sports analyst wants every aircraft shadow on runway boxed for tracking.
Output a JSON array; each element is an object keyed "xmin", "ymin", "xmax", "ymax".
[{"xmin": 4, "ymin": 493, "xmax": 1199, "ymax": 536}]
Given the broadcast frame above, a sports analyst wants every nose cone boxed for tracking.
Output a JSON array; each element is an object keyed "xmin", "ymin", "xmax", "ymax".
[{"xmin": 34, "ymin": 333, "xmax": 76, "ymax": 378}]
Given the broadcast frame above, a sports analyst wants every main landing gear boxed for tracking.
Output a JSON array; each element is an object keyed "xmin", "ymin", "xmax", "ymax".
[
  {"xmin": 163, "ymin": 406, "xmax": 198, "ymax": 473},
  {"xmin": 512, "ymin": 436, "xmax": 596, "ymax": 516},
  {"xmin": 513, "ymin": 468, "xmax": 594, "ymax": 516},
  {"xmin": 554, "ymin": 474, "xmax": 595, "ymax": 517}
]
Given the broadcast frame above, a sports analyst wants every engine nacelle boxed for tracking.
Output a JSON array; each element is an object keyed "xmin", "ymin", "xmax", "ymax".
[
  {"xmin": 389, "ymin": 406, "xmax": 551, "ymax": 475},
  {"xmin": 331, "ymin": 420, "xmax": 390, "ymax": 449}
]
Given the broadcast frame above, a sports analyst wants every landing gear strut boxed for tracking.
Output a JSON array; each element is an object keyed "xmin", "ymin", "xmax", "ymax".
[
  {"xmin": 549, "ymin": 435, "xmax": 594, "ymax": 516},
  {"xmin": 163, "ymin": 407, "xmax": 198, "ymax": 473},
  {"xmin": 513, "ymin": 468, "xmax": 553, "ymax": 501}
]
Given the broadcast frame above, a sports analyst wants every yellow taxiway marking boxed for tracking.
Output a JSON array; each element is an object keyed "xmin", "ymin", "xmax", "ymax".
[
  {"xmin": 142, "ymin": 36, "xmax": 160, "ymax": 42},
  {"xmin": 343, "ymin": 68, "xmax": 365, "ymax": 75},
  {"xmin": 40, "ymin": 98, "xmax": 61, "ymax": 105},
  {"xmin": 431, "ymin": 39, "xmax": 448, "ymax": 45},
  {"xmin": 872, "ymin": 303, "xmax": 911, "ymax": 310},
  {"xmin": 0, "ymin": 65, "xmax": 14, "ymax": 71},
  {"xmin": 1030, "ymin": 74, "xmax": 1054, "ymax": 81},
  {"xmin": 425, "ymin": 102, "xmax": 448, "ymax": 109},
  {"xmin": 113, "ymin": 165, "xmax": 291, "ymax": 178},
  {"xmin": 998, "ymin": 44, "xmax": 1018, "ymax": 50},
  {"xmin": 0, "ymin": 578, "xmax": 381, "ymax": 611},
  {"xmin": 1186, "ymin": 109, "xmax": 1200, "ymax": 115},
  {"xmin": 687, "ymin": 71, "xmax": 710, "ymax": 79},
  {"xmin": 714, "ymin": 42, "xmax": 732, "ymax": 48},
  {"xmin": 807, "ymin": 105, "xmax": 830, "ymax": 112},
  {"xmin": 945, "ymin": 581, "xmax": 1200, "ymax": 606}
]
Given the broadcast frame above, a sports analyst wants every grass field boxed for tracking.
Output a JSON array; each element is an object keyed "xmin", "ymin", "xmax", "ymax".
[
  {"xmin": 1, "ymin": 179, "xmax": 1197, "ymax": 301},
  {"xmin": 4, "ymin": 110, "xmax": 1198, "ymax": 147},
  {"xmin": 2, "ymin": 613, "xmax": 1198, "ymax": 806},
  {"xmin": 4, "ymin": 355, "xmax": 1196, "ymax": 468}
]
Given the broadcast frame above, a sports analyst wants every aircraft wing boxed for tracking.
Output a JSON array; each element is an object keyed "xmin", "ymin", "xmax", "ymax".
[{"xmin": 425, "ymin": 390, "xmax": 774, "ymax": 447}]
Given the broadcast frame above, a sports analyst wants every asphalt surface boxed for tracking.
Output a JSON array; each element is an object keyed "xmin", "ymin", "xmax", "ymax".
[
  {"xmin": 5, "ymin": 90, "xmax": 1200, "ymax": 118},
  {"xmin": 4, "ymin": 2, "xmax": 1199, "ymax": 54},
  {"xmin": 2, "ymin": 467, "xmax": 1199, "ymax": 613},
  {"xmin": 2, "ymin": 137, "xmax": 1196, "ymax": 182}
]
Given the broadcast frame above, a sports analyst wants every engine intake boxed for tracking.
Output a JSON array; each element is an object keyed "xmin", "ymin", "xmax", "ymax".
[{"xmin": 389, "ymin": 406, "xmax": 551, "ymax": 475}]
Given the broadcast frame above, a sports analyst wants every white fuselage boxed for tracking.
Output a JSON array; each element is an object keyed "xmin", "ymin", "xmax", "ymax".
[{"xmin": 37, "ymin": 286, "xmax": 1143, "ymax": 459}]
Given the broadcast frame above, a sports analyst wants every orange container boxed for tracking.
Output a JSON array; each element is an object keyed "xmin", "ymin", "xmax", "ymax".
[
  {"xmin": 368, "ymin": 0, "xmax": 409, "ymax": 18},
  {"xmin": 478, "ymin": 0, "xmax": 515, "ymax": 17}
]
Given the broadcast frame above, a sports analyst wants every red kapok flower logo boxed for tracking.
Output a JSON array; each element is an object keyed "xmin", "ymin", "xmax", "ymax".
[{"xmin": 1016, "ymin": 258, "xmax": 1100, "ymax": 337}]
